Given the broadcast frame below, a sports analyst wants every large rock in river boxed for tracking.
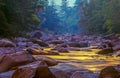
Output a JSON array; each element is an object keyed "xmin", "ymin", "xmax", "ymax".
[
  {"xmin": 12, "ymin": 61, "xmax": 56, "ymax": 78},
  {"xmin": 0, "ymin": 52, "xmax": 35, "ymax": 73},
  {"xmin": 30, "ymin": 38, "xmax": 49, "ymax": 47},
  {"xmin": 26, "ymin": 44, "xmax": 43, "ymax": 55},
  {"xmin": 36, "ymin": 56, "xmax": 58, "ymax": 66},
  {"xmin": 67, "ymin": 42, "xmax": 88, "ymax": 48},
  {"xmin": 98, "ymin": 66, "xmax": 120, "ymax": 78},
  {"xmin": 97, "ymin": 47, "xmax": 113, "ymax": 54},
  {"xmin": 113, "ymin": 45, "xmax": 120, "ymax": 51},
  {"xmin": 113, "ymin": 50, "xmax": 120, "ymax": 57},
  {"xmin": 0, "ymin": 39, "xmax": 16, "ymax": 47}
]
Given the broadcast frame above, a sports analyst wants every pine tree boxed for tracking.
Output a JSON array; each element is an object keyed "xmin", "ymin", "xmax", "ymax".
[{"xmin": 40, "ymin": 0, "xmax": 61, "ymax": 33}]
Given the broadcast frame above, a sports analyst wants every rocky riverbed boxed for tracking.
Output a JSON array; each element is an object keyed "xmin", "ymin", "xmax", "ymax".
[{"xmin": 0, "ymin": 31, "xmax": 120, "ymax": 78}]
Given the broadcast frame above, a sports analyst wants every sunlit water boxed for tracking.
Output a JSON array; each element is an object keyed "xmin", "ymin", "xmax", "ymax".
[{"xmin": 34, "ymin": 48, "xmax": 120, "ymax": 73}]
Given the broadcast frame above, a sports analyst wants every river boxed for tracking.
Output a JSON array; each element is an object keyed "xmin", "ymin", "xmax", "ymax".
[{"xmin": 35, "ymin": 48, "xmax": 120, "ymax": 73}]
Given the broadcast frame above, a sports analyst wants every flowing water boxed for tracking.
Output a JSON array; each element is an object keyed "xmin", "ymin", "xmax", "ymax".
[{"xmin": 35, "ymin": 48, "xmax": 120, "ymax": 73}]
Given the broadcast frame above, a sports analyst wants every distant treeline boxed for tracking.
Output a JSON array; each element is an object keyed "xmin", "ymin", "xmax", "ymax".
[
  {"xmin": 1, "ymin": 0, "xmax": 120, "ymax": 37},
  {"xmin": 79, "ymin": 0, "xmax": 120, "ymax": 34}
]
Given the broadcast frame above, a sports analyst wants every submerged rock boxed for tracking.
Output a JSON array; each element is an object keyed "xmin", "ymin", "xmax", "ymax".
[{"xmin": 97, "ymin": 47, "xmax": 113, "ymax": 54}]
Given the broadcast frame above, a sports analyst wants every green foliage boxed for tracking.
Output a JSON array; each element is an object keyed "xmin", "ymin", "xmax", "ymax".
[
  {"xmin": 32, "ymin": 14, "xmax": 41, "ymax": 24},
  {"xmin": 79, "ymin": 0, "xmax": 120, "ymax": 34},
  {"xmin": 104, "ymin": 19, "xmax": 113, "ymax": 33},
  {"xmin": 0, "ymin": 0, "xmax": 43, "ymax": 37},
  {"xmin": 0, "ymin": 2, "xmax": 9, "ymax": 37}
]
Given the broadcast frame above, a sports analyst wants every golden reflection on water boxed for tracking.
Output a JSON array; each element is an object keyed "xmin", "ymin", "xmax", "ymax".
[{"xmin": 35, "ymin": 48, "xmax": 120, "ymax": 72}]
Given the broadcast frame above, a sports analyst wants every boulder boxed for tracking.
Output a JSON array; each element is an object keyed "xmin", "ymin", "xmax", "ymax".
[
  {"xmin": 68, "ymin": 47, "xmax": 81, "ymax": 51},
  {"xmin": 115, "ymin": 65, "xmax": 120, "ymax": 72},
  {"xmin": 113, "ymin": 45, "xmax": 120, "ymax": 51},
  {"xmin": 17, "ymin": 42, "xmax": 27, "ymax": 47},
  {"xmin": 33, "ymin": 65, "xmax": 56, "ymax": 78},
  {"xmin": 0, "ymin": 54, "xmax": 5, "ymax": 63},
  {"xmin": 17, "ymin": 42, "xmax": 33, "ymax": 47},
  {"xmin": 113, "ymin": 50, "xmax": 120, "ymax": 57},
  {"xmin": 48, "ymin": 40, "xmax": 64, "ymax": 45},
  {"xmin": 50, "ymin": 68, "xmax": 67, "ymax": 78},
  {"xmin": 70, "ymin": 71, "xmax": 89, "ymax": 78},
  {"xmin": 103, "ymin": 33, "xmax": 117, "ymax": 40},
  {"xmin": 98, "ymin": 66, "xmax": 120, "ymax": 78},
  {"xmin": 67, "ymin": 42, "xmax": 88, "ymax": 48},
  {"xmin": 90, "ymin": 46, "xmax": 98, "ymax": 49},
  {"xmin": 0, "ymin": 55, "xmax": 15, "ymax": 73},
  {"xmin": 57, "ymin": 48, "xmax": 69, "ymax": 53},
  {"xmin": 30, "ymin": 30, "xmax": 43, "ymax": 39},
  {"xmin": 14, "ymin": 37, "xmax": 28, "ymax": 42},
  {"xmin": 53, "ymin": 63, "xmax": 95, "ymax": 78},
  {"xmin": 13, "ymin": 61, "xmax": 56, "ymax": 78},
  {"xmin": 30, "ymin": 38, "xmax": 49, "ymax": 47},
  {"xmin": 111, "ymin": 39, "xmax": 120, "ymax": 47},
  {"xmin": 26, "ymin": 44, "xmax": 43, "ymax": 55},
  {"xmin": 0, "ymin": 70, "xmax": 15, "ymax": 78},
  {"xmin": 65, "ymin": 69, "xmax": 94, "ymax": 78},
  {"xmin": 47, "ymin": 51, "xmax": 60, "ymax": 55},
  {"xmin": 0, "ymin": 47, "xmax": 16, "ymax": 55},
  {"xmin": 70, "ymin": 71, "xmax": 97, "ymax": 78},
  {"xmin": 27, "ymin": 45, "xmax": 59, "ymax": 55},
  {"xmin": 0, "ymin": 47, "xmax": 25, "ymax": 55},
  {"xmin": 97, "ymin": 48, "xmax": 113, "ymax": 54},
  {"xmin": 10, "ymin": 52, "xmax": 35, "ymax": 66},
  {"xmin": 80, "ymin": 48, "xmax": 92, "ymax": 52},
  {"xmin": 59, "ymin": 44, "xmax": 69, "ymax": 48},
  {"xmin": 12, "ymin": 67, "xmax": 36, "ymax": 78},
  {"xmin": 36, "ymin": 57, "xmax": 58, "ymax": 66},
  {"xmin": 53, "ymin": 45, "xmax": 69, "ymax": 53},
  {"xmin": 0, "ymin": 39, "xmax": 16, "ymax": 47},
  {"xmin": 0, "ymin": 52, "xmax": 35, "ymax": 73},
  {"xmin": 53, "ymin": 44, "xmax": 69, "ymax": 50},
  {"xmin": 12, "ymin": 61, "xmax": 55, "ymax": 78}
]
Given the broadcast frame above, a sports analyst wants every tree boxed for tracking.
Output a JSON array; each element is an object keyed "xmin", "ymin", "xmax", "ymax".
[
  {"xmin": 79, "ymin": 0, "xmax": 120, "ymax": 34},
  {"xmin": 40, "ymin": 0, "xmax": 61, "ymax": 33},
  {"xmin": 0, "ymin": 0, "xmax": 42, "ymax": 37}
]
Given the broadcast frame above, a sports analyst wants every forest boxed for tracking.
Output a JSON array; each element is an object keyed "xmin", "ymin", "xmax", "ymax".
[
  {"xmin": 0, "ymin": 0, "xmax": 120, "ymax": 78},
  {"xmin": 0, "ymin": 0, "xmax": 120, "ymax": 37}
]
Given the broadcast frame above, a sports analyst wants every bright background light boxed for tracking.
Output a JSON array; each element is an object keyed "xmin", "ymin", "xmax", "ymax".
[{"xmin": 49, "ymin": 0, "xmax": 76, "ymax": 7}]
